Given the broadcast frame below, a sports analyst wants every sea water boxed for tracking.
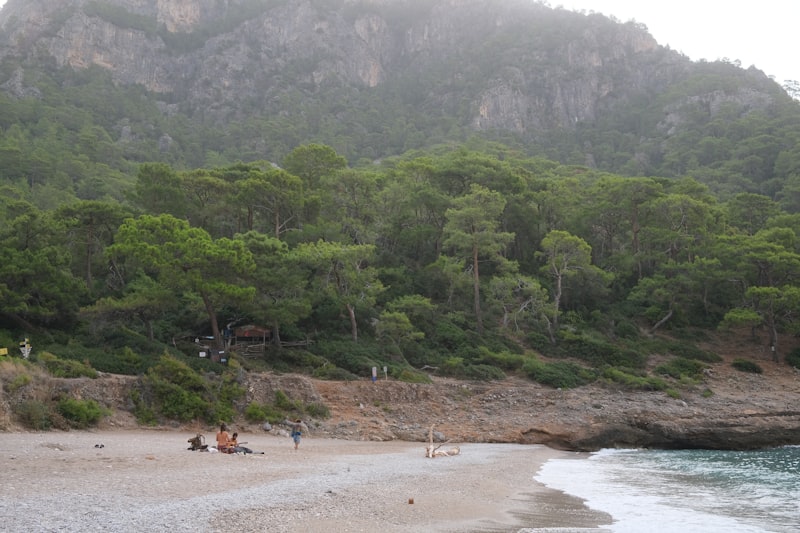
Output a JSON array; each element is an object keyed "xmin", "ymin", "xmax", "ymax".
[{"xmin": 535, "ymin": 446, "xmax": 800, "ymax": 532}]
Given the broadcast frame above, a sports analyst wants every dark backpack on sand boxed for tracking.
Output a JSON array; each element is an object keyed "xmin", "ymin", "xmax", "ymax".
[{"xmin": 187, "ymin": 433, "xmax": 208, "ymax": 451}]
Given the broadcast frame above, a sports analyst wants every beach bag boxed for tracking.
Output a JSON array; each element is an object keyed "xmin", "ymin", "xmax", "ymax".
[{"xmin": 187, "ymin": 433, "xmax": 207, "ymax": 451}]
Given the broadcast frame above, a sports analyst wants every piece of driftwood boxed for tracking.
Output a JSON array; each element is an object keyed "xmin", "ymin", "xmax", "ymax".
[{"xmin": 425, "ymin": 425, "xmax": 460, "ymax": 458}]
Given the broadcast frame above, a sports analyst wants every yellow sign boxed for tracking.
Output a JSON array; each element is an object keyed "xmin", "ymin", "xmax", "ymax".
[{"xmin": 0, "ymin": 348, "xmax": 8, "ymax": 356}]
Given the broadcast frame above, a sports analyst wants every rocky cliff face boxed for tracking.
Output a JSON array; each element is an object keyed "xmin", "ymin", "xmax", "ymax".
[
  {"xmin": 0, "ymin": 0, "xmax": 700, "ymax": 132},
  {"xmin": 0, "ymin": 0, "xmax": 787, "ymax": 171}
]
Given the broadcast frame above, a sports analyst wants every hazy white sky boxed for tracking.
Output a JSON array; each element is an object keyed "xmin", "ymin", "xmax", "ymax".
[
  {"xmin": 0, "ymin": 0, "xmax": 795, "ymax": 84},
  {"xmin": 559, "ymin": 0, "xmax": 799, "ymax": 84}
]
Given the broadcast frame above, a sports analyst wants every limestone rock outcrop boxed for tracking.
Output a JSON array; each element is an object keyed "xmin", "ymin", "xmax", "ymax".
[{"xmin": 2, "ymin": 0, "xmax": 767, "ymax": 139}]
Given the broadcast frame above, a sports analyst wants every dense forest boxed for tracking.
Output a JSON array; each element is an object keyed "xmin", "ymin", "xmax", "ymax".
[
  {"xmin": 2, "ymin": 140, "xmax": 799, "ymax": 382},
  {"xmin": 1, "ymin": 0, "xmax": 800, "ymax": 427}
]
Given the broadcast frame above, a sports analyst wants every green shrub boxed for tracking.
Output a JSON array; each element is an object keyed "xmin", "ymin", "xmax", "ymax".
[
  {"xmin": 655, "ymin": 357, "xmax": 707, "ymax": 380},
  {"xmin": 244, "ymin": 402, "xmax": 268, "ymax": 422},
  {"xmin": 440, "ymin": 356, "xmax": 466, "ymax": 377},
  {"xmin": 42, "ymin": 333, "xmax": 167, "ymax": 375},
  {"xmin": 14, "ymin": 400, "xmax": 53, "ymax": 430},
  {"xmin": 450, "ymin": 343, "xmax": 482, "ymax": 362},
  {"xmin": 57, "ymin": 398, "xmax": 107, "ymax": 428},
  {"xmin": 397, "ymin": 340, "xmax": 436, "ymax": 367},
  {"xmin": 666, "ymin": 388, "xmax": 681, "ymax": 399},
  {"xmin": 560, "ymin": 335, "xmax": 647, "ymax": 368},
  {"xmin": 432, "ymin": 320, "xmax": 470, "ymax": 351},
  {"xmin": 268, "ymin": 348, "xmax": 329, "ymax": 373},
  {"xmin": 115, "ymin": 347, "xmax": 147, "ymax": 375},
  {"xmin": 37, "ymin": 352, "xmax": 98, "ymax": 378},
  {"xmin": 135, "ymin": 354, "xmax": 217, "ymax": 422},
  {"xmin": 310, "ymin": 339, "xmax": 381, "ymax": 376},
  {"xmin": 133, "ymin": 355, "xmax": 247, "ymax": 424},
  {"xmin": 522, "ymin": 359, "xmax": 596, "ymax": 389},
  {"xmin": 601, "ymin": 368, "xmax": 667, "ymax": 391},
  {"xmin": 209, "ymin": 402, "xmax": 236, "ymax": 424},
  {"xmin": 614, "ymin": 320, "xmax": 640, "ymax": 340},
  {"xmin": 274, "ymin": 389, "xmax": 302, "ymax": 412},
  {"xmin": 8, "ymin": 373, "xmax": 32, "ymax": 393},
  {"xmin": 305, "ymin": 402, "xmax": 331, "ymax": 419},
  {"xmin": 130, "ymin": 389, "xmax": 157, "ymax": 426},
  {"xmin": 786, "ymin": 348, "xmax": 800, "ymax": 369},
  {"xmin": 480, "ymin": 332, "xmax": 525, "ymax": 355},
  {"xmin": 526, "ymin": 332, "xmax": 552, "ymax": 352},
  {"xmin": 149, "ymin": 355, "xmax": 207, "ymax": 392},
  {"xmin": 312, "ymin": 365, "xmax": 359, "ymax": 381},
  {"xmin": 216, "ymin": 372, "xmax": 246, "ymax": 405},
  {"xmin": 243, "ymin": 401, "xmax": 285, "ymax": 424},
  {"xmin": 395, "ymin": 368, "xmax": 432, "ymax": 383},
  {"xmin": 731, "ymin": 358, "xmax": 763, "ymax": 374},
  {"xmin": 438, "ymin": 357, "xmax": 502, "ymax": 380},
  {"xmin": 616, "ymin": 349, "xmax": 649, "ymax": 368},
  {"xmin": 664, "ymin": 341, "xmax": 722, "ymax": 363},
  {"xmin": 148, "ymin": 376, "xmax": 212, "ymax": 422},
  {"xmin": 476, "ymin": 348, "xmax": 526, "ymax": 371},
  {"xmin": 463, "ymin": 364, "xmax": 506, "ymax": 381}
]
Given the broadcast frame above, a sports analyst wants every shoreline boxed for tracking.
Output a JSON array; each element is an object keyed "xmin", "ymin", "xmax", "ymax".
[{"xmin": 0, "ymin": 429, "xmax": 613, "ymax": 532}]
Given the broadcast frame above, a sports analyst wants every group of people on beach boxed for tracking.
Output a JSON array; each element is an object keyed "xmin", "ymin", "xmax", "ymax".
[
  {"xmin": 214, "ymin": 424, "xmax": 254, "ymax": 454},
  {"xmin": 212, "ymin": 419, "xmax": 303, "ymax": 454}
]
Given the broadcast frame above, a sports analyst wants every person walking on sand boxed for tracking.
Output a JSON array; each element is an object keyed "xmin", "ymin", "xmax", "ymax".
[{"xmin": 290, "ymin": 419, "xmax": 303, "ymax": 450}]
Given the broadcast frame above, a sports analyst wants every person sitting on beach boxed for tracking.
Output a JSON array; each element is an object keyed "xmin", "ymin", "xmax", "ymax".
[
  {"xmin": 228, "ymin": 432, "xmax": 255, "ymax": 454},
  {"xmin": 216, "ymin": 423, "xmax": 231, "ymax": 453}
]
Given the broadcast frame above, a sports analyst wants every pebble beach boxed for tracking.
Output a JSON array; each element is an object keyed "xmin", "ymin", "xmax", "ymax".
[{"xmin": 0, "ymin": 429, "xmax": 612, "ymax": 532}]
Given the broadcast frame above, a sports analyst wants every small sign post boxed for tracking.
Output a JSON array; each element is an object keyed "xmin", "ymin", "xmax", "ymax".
[
  {"xmin": 19, "ymin": 338, "xmax": 31, "ymax": 359},
  {"xmin": 371, "ymin": 366, "xmax": 377, "ymax": 383}
]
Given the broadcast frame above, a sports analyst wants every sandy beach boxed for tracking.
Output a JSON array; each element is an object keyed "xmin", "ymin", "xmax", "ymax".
[{"xmin": 0, "ymin": 429, "xmax": 612, "ymax": 532}]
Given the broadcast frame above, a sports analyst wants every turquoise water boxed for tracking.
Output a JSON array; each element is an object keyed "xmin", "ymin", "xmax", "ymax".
[{"xmin": 535, "ymin": 446, "xmax": 800, "ymax": 532}]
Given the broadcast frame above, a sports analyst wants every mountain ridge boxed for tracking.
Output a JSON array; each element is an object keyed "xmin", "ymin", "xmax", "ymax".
[
  {"xmin": 1, "ymin": 0, "xmax": 799, "ymax": 201},
  {"xmin": 0, "ymin": 1, "xmax": 789, "ymax": 157}
]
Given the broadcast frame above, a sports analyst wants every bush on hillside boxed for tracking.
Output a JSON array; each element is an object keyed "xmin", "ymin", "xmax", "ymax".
[
  {"xmin": 57, "ymin": 398, "xmax": 107, "ymax": 428},
  {"xmin": 785, "ymin": 348, "xmax": 800, "ymax": 369},
  {"xmin": 476, "ymin": 347, "xmax": 526, "ymax": 371},
  {"xmin": 601, "ymin": 367, "xmax": 668, "ymax": 391},
  {"xmin": 559, "ymin": 333, "xmax": 647, "ymax": 368},
  {"xmin": 654, "ymin": 357, "xmax": 707, "ymax": 380},
  {"xmin": 522, "ymin": 359, "xmax": 596, "ymax": 389},
  {"xmin": 731, "ymin": 358, "xmax": 763, "ymax": 374},
  {"xmin": 37, "ymin": 352, "xmax": 98, "ymax": 379},
  {"xmin": 312, "ymin": 364, "xmax": 359, "ymax": 381},
  {"xmin": 13, "ymin": 400, "xmax": 53, "ymax": 430},
  {"xmin": 663, "ymin": 341, "xmax": 721, "ymax": 363}
]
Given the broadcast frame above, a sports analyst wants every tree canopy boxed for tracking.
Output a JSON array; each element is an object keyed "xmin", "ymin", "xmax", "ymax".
[{"xmin": 2, "ymin": 142, "xmax": 800, "ymax": 378}]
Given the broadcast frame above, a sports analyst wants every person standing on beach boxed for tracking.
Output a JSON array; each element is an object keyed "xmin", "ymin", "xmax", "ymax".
[{"xmin": 291, "ymin": 419, "xmax": 303, "ymax": 450}]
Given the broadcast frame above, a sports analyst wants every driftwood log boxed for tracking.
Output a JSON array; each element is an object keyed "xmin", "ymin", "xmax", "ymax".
[{"xmin": 425, "ymin": 425, "xmax": 460, "ymax": 458}]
